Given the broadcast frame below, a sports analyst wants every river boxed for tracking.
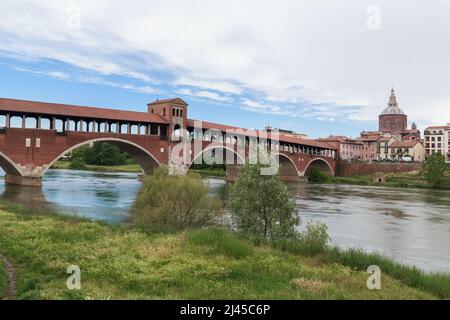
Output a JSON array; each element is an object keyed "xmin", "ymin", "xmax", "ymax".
[{"xmin": 0, "ymin": 169, "xmax": 449, "ymax": 273}]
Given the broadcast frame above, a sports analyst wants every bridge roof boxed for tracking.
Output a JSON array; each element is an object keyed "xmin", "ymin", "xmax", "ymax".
[
  {"xmin": 0, "ymin": 98, "xmax": 168, "ymax": 124},
  {"xmin": 187, "ymin": 119, "xmax": 336, "ymax": 150}
]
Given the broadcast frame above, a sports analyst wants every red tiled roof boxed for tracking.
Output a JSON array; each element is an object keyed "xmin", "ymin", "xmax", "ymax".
[
  {"xmin": 187, "ymin": 119, "xmax": 336, "ymax": 149},
  {"xmin": 426, "ymin": 125, "xmax": 450, "ymax": 130},
  {"xmin": 377, "ymin": 136, "xmax": 392, "ymax": 142},
  {"xmin": 389, "ymin": 140, "xmax": 421, "ymax": 148},
  {"xmin": 0, "ymin": 98, "xmax": 168, "ymax": 124},
  {"xmin": 148, "ymin": 98, "xmax": 188, "ymax": 106}
]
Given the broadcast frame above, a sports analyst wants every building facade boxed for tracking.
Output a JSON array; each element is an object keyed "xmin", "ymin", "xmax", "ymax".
[
  {"xmin": 424, "ymin": 125, "xmax": 450, "ymax": 161},
  {"xmin": 318, "ymin": 136, "xmax": 363, "ymax": 161},
  {"xmin": 389, "ymin": 140, "xmax": 426, "ymax": 162}
]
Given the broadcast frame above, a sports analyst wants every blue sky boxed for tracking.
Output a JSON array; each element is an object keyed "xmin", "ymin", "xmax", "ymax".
[
  {"xmin": 1, "ymin": 0, "xmax": 449, "ymax": 138},
  {"xmin": 0, "ymin": 58, "xmax": 375, "ymax": 138}
]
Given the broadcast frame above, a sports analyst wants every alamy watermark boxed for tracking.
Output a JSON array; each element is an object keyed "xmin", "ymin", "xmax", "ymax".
[
  {"xmin": 66, "ymin": 265, "xmax": 81, "ymax": 290},
  {"xmin": 366, "ymin": 5, "xmax": 382, "ymax": 30},
  {"xmin": 169, "ymin": 121, "xmax": 281, "ymax": 176},
  {"xmin": 367, "ymin": 265, "xmax": 381, "ymax": 290}
]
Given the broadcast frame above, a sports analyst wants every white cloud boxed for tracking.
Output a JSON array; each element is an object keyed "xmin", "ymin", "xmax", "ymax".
[{"xmin": 0, "ymin": 0, "xmax": 449, "ymax": 128}]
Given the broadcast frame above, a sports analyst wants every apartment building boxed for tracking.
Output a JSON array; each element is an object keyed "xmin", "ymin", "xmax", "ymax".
[{"xmin": 424, "ymin": 125, "xmax": 450, "ymax": 161}]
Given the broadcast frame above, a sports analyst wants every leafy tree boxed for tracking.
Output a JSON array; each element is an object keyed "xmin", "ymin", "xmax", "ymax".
[
  {"xmin": 70, "ymin": 142, "xmax": 129, "ymax": 166},
  {"xmin": 227, "ymin": 164, "xmax": 300, "ymax": 242},
  {"xmin": 307, "ymin": 167, "xmax": 330, "ymax": 183},
  {"xmin": 420, "ymin": 153, "xmax": 450, "ymax": 188},
  {"xmin": 133, "ymin": 166, "xmax": 222, "ymax": 231}
]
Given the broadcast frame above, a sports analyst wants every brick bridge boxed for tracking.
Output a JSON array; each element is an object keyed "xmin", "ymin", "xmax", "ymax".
[{"xmin": 0, "ymin": 98, "xmax": 337, "ymax": 186}]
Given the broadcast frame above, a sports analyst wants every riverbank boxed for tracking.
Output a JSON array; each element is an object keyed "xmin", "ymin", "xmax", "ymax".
[
  {"xmin": 51, "ymin": 161, "xmax": 226, "ymax": 177},
  {"xmin": 51, "ymin": 160, "xmax": 143, "ymax": 173},
  {"xmin": 331, "ymin": 172, "xmax": 450, "ymax": 190},
  {"xmin": 0, "ymin": 260, "xmax": 6, "ymax": 299},
  {"xmin": 0, "ymin": 203, "xmax": 448, "ymax": 299}
]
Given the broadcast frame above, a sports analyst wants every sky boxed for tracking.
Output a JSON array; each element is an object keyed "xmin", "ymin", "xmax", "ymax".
[{"xmin": 0, "ymin": 0, "xmax": 449, "ymax": 138}]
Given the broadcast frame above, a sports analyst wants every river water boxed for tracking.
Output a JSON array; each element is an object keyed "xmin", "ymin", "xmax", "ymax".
[{"xmin": 0, "ymin": 169, "xmax": 449, "ymax": 273}]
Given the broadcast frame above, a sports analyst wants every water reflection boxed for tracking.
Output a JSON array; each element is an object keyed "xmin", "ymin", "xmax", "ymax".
[{"xmin": 287, "ymin": 183, "xmax": 450, "ymax": 273}]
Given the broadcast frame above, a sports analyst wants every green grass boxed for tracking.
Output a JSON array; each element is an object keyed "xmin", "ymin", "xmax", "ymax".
[
  {"xmin": 331, "ymin": 172, "xmax": 450, "ymax": 190},
  {"xmin": 187, "ymin": 228, "xmax": 254, "ymax": 259},
  {"xmin": 51, "ymin": 160, "xmax": 143, "ymax": 173},
  {"xmin": 0, "ymin": 261, "xmax": 7, "ymax": 299},
  {"xmin": 0, "ymin": 206, "xmax": 447, "ymax": 300},
  {"xmin": 324, "ymin": 247, "xmax": 450, "ymax": 299}
]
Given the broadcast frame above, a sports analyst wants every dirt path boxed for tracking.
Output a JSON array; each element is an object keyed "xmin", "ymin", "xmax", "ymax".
[{"xmin": 0, "ymin": 253, "xmax": 16, "ymax": 300}]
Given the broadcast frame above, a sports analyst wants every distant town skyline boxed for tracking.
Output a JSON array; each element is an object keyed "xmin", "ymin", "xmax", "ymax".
[{"xmin": 1, "ymin": 0, "xmax": 449, "ymax": 138}]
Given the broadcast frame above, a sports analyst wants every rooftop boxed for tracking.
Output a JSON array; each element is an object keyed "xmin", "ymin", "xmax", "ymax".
[
  {"xmin": 0, "ymin": 98, "xmax": 168, "ymax": 124},
  {"xmin": 187, "ymin": 119, "xmax": 335, "ymax": 150}
]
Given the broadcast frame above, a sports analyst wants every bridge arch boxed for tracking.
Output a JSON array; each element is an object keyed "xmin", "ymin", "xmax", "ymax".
[
  {"xmin": 187, "ymin": 145, "xmax": 246, "ymax": 171},
  {"xmin": 303, "ymin": 158, "xmax": 334, "ymax": 177},
  {"xmin": 275, "ymin": 153, "xmax": 300, "ymax": 179},
  {"xmin": 42, "ymin": 138, "xmax": 161, "ymax": 176},
  {"xmin": 0, "ymin": 151, "xmax": 24, "ymax": 176}
]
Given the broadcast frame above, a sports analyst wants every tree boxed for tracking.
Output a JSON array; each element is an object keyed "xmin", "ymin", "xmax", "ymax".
[
  {"xmin": 420, "ymin": 153, "xmax": 450, "ymax": 188},
  {"xmin": 227, "ymin": 164, "xmax": 300, "ymax": 242},
  {"xmin": 133, "ymin": 166, "xmax": 222, "ymax": 230},
  {"xmin": 70, "ymin": 142, "xmax": 129, "ymax": 166}
]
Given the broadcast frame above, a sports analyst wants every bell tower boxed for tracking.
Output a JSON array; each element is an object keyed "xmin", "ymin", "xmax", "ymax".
[{"xmin": 147, "ymin": 98, "xmax": 188, "ymax": 141}]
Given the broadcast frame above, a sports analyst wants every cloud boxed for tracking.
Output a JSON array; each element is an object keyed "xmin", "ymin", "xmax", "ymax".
[{"xmin": 0, "ymin": 0, "xmax": 449, "ymax": 130}]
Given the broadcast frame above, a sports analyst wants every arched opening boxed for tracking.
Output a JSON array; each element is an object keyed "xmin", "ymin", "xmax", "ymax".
[
  {"xmin": 0, "ymin": 152, "xmax": 23, "ymax": 177},
  {"xmin": 304, "ymin": 158, "xmax": 334, "ymax": 177},
  {"xmin": 277, "ymin": 154, "xmax": 300, "ymax": 181},
  {"xmin": 10, "ymin": 116, "xmax": 23, "ymax": 128},
  {"xmin": 173, "ymin": 124, "xmax": 181, "ymax": 141},
  {"xmin": 41, "ymin": 118, "xmax": 51, "ymax": 130},
  {"xmin": 42, "ymin": 138, "xmax": 161, "ymax": 177},
  {"xmin": 130, "ymin": 124, "xmax": 138, "ymax": 135},
  {"xmin": 25, "ymin": 117, "xmax": 37, "ymax": 129},
  {"xmin": 187, "ymin": 146, "xmax": 245, "ymax": 179}
]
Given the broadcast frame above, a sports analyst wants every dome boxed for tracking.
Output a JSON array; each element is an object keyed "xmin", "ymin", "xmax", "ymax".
[
  {"xmin": 380, "ymin": 89, "xmax": 405, "ymax": 115},
  {"xmin": 381, "ymin": 105, "xmax": 405, "ymax": 115}
]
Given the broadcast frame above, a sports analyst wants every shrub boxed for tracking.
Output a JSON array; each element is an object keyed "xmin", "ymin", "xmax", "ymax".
[
  {"xmin": 298, "ymin": 222, "xmax": 330, "ymax": 255},
  {"xmin": 71, "ymin": 142, "xmax": 129, "ymax": 166},
  {"xmin": 273, "ymin": 222, "xmax": 330, "ymax": 256},
  {"xmin": 420, "ymin": 153, "xmax": 450, "ymax": 188},
  {"xmin": 133, "ymin": 166, "xmax": 222, "ymax": 231},
  {"xmin": 307, "ymin": 167, "xmax": 330, "ymax": 183},
  {"xmin": 227, "ymin": 164, "xmax": 300, "ymax": 243},
  {"xmin": 68, "ymin": 159, "xmax": 87, "ymax": 170},
  {"xmin": 187, "ymin": 228, "xmax": 253, "ymax": 258}
]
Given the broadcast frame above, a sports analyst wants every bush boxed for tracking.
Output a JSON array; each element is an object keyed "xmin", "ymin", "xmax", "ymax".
[
  {"xmin": 307, "ymin": 167, "xmax": 330, "ymax": 183},
  {"xmin": 71, "ymin": 142, "xmax": 129, "ymax": 166},
  {"xmin": 273, "ymin": 222, "xmax": 330, "ymax": 256},
  {"xmin": 298, "ymin": 222, "xmax": 330, "ymax": 254},
  {"xmin": 188, "ymin": 228, "xmax": 253, "ymax": 259},
  {"xmin": 227, "ymin": 164, "xmax": 300, "ymax": 243},
  {"xmin": 420, "ymin": 153, "xmax": 450, "ymax": 188},
  {"xmin": 133, "ymin": 166, "xmax": 222, "ymax": 231},
  {"xmin": 68, "ymin": 159, "xmax": 87, "ymax": 170}
]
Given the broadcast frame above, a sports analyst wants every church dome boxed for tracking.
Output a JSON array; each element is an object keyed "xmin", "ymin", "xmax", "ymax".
[{"xmin": 381, "ymin": 88, "xmax": 405, "ymax": 115}]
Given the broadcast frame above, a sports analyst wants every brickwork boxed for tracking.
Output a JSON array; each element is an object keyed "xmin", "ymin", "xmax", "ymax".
[{"xmin": 336, "ymin": 161, "xmax": 420, "ymax": 176}]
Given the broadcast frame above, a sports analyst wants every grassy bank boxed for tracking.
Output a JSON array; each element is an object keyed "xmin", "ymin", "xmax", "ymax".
[
  {"xmin": 331, "ymin": 172, "xmax": 450, "ymax": 190},
  {"xmin": 51, "ymin": 160, "xmax": 143, "ymax": 173},
  {"xmin": 0, "ymin": 261, "xmax": 6, "ymax": 299},
  {"xmin": 0, "ymin": 206, "xmax": 448, "ymax": 299},
  {"xmin": 51, "ymin": 161, "xmax": 227, "ymax": 177}
]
